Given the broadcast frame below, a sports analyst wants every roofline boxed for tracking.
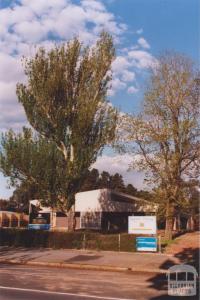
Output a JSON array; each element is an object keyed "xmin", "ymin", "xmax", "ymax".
[
  {"xmin": 76, "ymin": 188, "xmax": 151, "ymax": 204},
  {"xmin": 109, "ymin": 189, "xmax": 149, "ymax": 203}
]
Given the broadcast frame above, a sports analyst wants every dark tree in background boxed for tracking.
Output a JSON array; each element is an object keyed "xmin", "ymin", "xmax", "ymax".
[
  {"xmin": 80, "ymin": 168, "xmax": 150, "ymax": 198},
  {"xmin": 0, "ymin": 199, "xmax": 17, "ymax": 212},
  {"xmin": 126, "ymin": 184, "xmax": 137, "ymax": 196},
  {"xmin": 9, "ymin": 182, "xmax": 39, "ymax": 213},
  {"xmin": 109, "ymin": 173, "xmax": 126, "ymax": 192},
  {"xmin": 80, "ymin": 169, "xmax": 100, "ymax": 191},
  {"xmin": 1, "ymin": 165, "xmax": 152, "ymax": 213},
  {"xmin": 99, "ymin": 171, "xmax": 111, "ymax": 189}
]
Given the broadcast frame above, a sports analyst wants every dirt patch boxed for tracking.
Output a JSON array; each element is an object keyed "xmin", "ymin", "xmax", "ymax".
[{"xmin": 165, "ymin": 231, "xmax": 200, "ymax": 255}]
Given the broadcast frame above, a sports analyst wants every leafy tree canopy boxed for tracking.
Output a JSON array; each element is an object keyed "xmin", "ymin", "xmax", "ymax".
[
  {"xmin": 117, "ymin": 52, "xmax": 200, "ymax": 238},
  {"xmin": 0, "ymin": 128, "xmax": 70, "ymax": 209},
  {"xmin": 1, "ymin": 32, "xmax": 118, "ymax": 212}
]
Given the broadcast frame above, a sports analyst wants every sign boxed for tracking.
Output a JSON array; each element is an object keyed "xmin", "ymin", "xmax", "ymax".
[
  {"xmin": 136, "ymin": 237, "xmax": 157, "ymax": 252},
  {"xmin": 128, "ymin": 216, "xmax": 157, "ymax": 234},
  {"xmin": 28, "ymin": 224, "xmax": 50, "ymax": 230}
]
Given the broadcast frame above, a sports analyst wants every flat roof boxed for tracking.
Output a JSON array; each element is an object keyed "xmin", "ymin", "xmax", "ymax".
[{"xmin": 76, "ymin": 188, "xmax": 148, "ymax": 203}]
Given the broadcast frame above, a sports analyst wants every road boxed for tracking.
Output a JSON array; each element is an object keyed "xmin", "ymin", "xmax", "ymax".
[{"xmin": 0, "ymin": 264, "xmax": 198, "ymax": 300}]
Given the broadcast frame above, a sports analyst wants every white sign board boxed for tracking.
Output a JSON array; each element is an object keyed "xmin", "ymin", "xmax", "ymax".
[{"xmin": 128, "ymin": 216, "xmax": 157, "ymax": 234}]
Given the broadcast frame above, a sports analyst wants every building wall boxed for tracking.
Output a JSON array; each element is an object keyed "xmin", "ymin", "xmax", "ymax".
[
  {"xmin": 75, "ymin": 189, "xmax": 105, "ymax": 212},
  {"xmin": 0, "ymin": 211, "xmax": 29, "ymax": 228},
  {"xmin": 28, "ymin": 190, "xmax": 156, "ymax": 231},
  {"xmin": 75, "ymin": 216, "xmax": 81, "ymax": 230},
  {"xmin": 75, "ymin": 189, "xmax": 137, "ymax": 213},
  {"xmin": 75, "ymin": 189, "xmax": 155, "ymax": 214},
  {"xmin": 56, "ymin": 217, "xmax": 68, "ymax": 228}
]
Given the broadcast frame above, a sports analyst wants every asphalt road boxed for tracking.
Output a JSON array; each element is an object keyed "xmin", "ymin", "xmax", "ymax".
[{"xmin": 0, "ymin": 264, "xmax": 198, "ymax": 300}]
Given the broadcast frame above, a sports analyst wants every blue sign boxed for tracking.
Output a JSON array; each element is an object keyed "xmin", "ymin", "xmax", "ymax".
[
  {"xmin": 28, "ymin": 224, "xmax": 50, "ymax": 230},
  {"xmin": 136, "ymin": 237, "xmax": 157, "ymax": 252}
]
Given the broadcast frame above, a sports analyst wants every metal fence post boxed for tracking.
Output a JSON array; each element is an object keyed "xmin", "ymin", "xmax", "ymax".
[
  {"xmin": 158, "ymin": 235, "xmax": 161, "ymax": 253},
  {"xmin": 118, "ymin": 233, "xmax": 121, "ymax": 252},
  {"xmin": 83, "ymin": 233, "xmax": 86, "ymax": 250}
]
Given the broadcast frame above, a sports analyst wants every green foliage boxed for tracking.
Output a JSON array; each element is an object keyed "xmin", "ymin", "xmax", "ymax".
[
  {"xmin": 118, "ymin": 52, "xmax": 200, "ymax": 238},
  {"xmin": 80, "ymin": 168, "xmax": 151, "ymax": 199},
  {"xmin": 109, "ymin": 173, "xmax": 126, "ymax": 192},
  {"xmin": 126, "ymin": 184, "xmax": 137, "ymax": 196},
  {"xmin": 0, "ymin": 199, "xmax": 17, "ymax": 211},
  {"xmin": 1, "ymin": 32, "xmax": 118, "ymax": 211},
  {"xmin": 9, "ymin": 182, "xmax": 40, "ymax": 213},
  {"xmin": 0, "ymin": 228, "xmax": 136, "ymax": 252},
  {"xmin": 80, "ymin": 168, "xmax": 100, "ymax": 191},
  {"xmin": 0, "ymin": 128, "xmax": 69, "ymax": 209},
  {"xmin": 16, "ymin": 32, "xmax": 117, "ymax": 169},
  {"xmin": 120, "ymin": 233, "xmax": 137, "ymax": 252},
  {"xmin": 17, "ymin": 32, "xmax": 116, "ymax": 150}
]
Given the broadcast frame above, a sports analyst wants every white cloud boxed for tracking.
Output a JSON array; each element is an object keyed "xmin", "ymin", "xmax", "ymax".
[
  {"xmin": 112, "ymin": 56, "xmax": 130, "ymax": 73},
  {"xmin": 14, "ymin": 21, "xmax": 47, "ymax": 43},
  {"xmin": 121, "ymin": 70, "xmax": 135, "ymax": 82},
  {"xmin": 53, "ymin": 5, "xmax": 87, "ymax": 39},
  {"xmin": 111, "ymin": 57, "xmax": 136, "ymax": 94},
  {"xmin": 0, "ymin": 51, "xmax": 26, "ymax": 131},
  {"xmin": 0, "ymin": 0, "xmax": 127, "ymax": 53},
  {"xmin": 0, "ymin": 0, "xmax": 156, "ymax": 130},
  {"xmin": 93, "ymin": 154, "xmax": 145, "ymax": 189},
  {"xmin": 127, "ymin": 86, "xmax": 138, "ymax": 94},
  {"xmin": 137, "ymin": 37, "xmax": 150, "ymax": 49},
  {"xmin": 108, "ymin": 77, "xmax": 127, "ymax": 96},
  {"xmin": 0, "ymin": 173, "xmax": 15, "ymax": 199},
  {"xmin": 128, "ymin": 50, "xmax": 156, "ymax": 69},
  {"xmin": 110, "ymin": 47, "xmax": 156, "ymax": 95},
  {"xmin": 20, "ymin": 0, "xmax": 67, "ymax": 15},
  {"xmin": 0, "ymin": 0, "xmax": 128, "ymax": 131},
  {"xmin": 0, "ymin": 81, "xmax": 17, "ymax": 104},
  {"xmin": 0, "ymin": 81, "xmax": 27, "ymax": 132},
  {"xmin": 0, "ymin": 53, "xmax": 24, "ymax": 82},
  {"xmin": 82, "ymin": 0, "xmax": 106, "ymax": 11},
  {"xmin": 0, "ymin": 104, "xmax": 27, "ymax": 132}
]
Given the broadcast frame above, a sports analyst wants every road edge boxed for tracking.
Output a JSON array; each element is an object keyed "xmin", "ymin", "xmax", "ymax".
[{"xmin": 0, "ymin": 259, "xmax": 168, "ymax": 274}]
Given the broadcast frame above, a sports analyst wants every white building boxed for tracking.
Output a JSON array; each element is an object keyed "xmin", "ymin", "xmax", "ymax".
[
  {"xmin": 75, "ymin": 189, "xmax": 157, "ymax": 231},
  {"xmin": 29, "ymin": 189, "xmax": 157, "ymax": 232}
]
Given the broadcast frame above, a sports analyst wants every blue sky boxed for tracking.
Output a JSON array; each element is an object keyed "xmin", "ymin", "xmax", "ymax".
[{"xmin": 0, "ymin": 0, "xmax": 199, "ymax": 198}]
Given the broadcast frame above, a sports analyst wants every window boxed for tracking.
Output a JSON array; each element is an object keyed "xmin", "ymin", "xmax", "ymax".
[{"xmin": 81, "ymin": 212, "xmax": 101, "ymax": 229}]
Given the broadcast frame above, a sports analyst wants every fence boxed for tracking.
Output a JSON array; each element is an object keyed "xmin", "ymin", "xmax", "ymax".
[{"xmin": 0, "ymin": 228, "xmax": 137, "ymax": 252}]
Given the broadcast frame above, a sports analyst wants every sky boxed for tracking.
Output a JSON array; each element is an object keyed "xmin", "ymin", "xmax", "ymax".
[{"xmin": 0, "ymin": 0, "xmax": 199, "ymax": 198}]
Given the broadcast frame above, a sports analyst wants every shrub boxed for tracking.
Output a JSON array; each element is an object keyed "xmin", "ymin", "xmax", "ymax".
[{"xmin": 0, "ymin": 228, "xmax": 137, "ymax": 252}]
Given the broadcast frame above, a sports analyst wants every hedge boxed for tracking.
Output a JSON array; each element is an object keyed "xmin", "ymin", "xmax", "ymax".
[{"xmin": 0, "ymin": 228, "xmax": 136, "ymax": 252}]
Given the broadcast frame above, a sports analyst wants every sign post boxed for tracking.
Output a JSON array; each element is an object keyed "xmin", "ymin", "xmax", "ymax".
[{"xmin": 128, "ymin": 216, "xmax": 157, "ymax": 252}]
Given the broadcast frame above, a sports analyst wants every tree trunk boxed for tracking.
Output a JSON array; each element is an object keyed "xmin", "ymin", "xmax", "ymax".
[
  {"xmin": 173, "ymin": 216, "xmax": 177, "ymax": 231},
  {"xmin": 165, "ymin": 200, "xmax": 174, "ymax": 240},
  {"xmin": 177, "ymin": 213, "xmax": 181, "ymax": 231},
  {"xmin": 67, "ymin": 206, "xmax": 76, "ymax": 231},
  {"xmin": 190, "ymin": 216, "xmax": 195, "ymax": 231},
  {"xmin": 187, "ymin": 215, "xmax": 195, "ymax": 231}
]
